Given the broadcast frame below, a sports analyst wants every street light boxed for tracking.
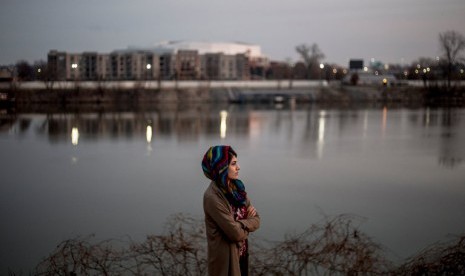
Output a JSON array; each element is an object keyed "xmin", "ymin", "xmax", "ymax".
[
  {"xmin": 319, "ymin": 63, "xmax": 325, "ymax": 86},
  {"xmin": 146, "ymin": 64, "xmax": 152, "ymax": 80},
  {"xmin": 71, "ymin": 63, "xmax": 78, "ymax": 82}
]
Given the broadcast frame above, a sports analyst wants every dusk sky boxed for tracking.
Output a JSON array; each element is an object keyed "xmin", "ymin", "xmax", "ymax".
[{"xmin": 1, "ymin": 0, "xmax": 464, "ymax": 67}]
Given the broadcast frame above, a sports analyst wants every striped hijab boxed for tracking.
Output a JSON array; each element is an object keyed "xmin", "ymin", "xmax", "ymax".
[{"xmin": 202, "ymin": 145, "xmax": 247, "ymax": 207}]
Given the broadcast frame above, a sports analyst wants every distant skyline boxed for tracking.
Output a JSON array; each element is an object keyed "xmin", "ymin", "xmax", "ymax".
[{"xmin": 1, "ymin": 0, "xmax": 464, "ymax": 67}]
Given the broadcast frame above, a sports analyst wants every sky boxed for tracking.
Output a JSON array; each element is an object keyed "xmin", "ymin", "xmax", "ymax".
[{"xmin": 1, "ymin": 0, "xmax": 464, "ymax": 67}]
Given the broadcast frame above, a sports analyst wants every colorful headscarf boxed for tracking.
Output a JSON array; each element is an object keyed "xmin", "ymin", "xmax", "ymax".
[{"xmin": 202, "ymin": 145, "xmax": 247, "ymax": 207}]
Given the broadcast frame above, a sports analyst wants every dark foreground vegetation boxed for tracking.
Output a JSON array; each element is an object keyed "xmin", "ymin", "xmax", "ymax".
[{"xmin": 29, "ymin": 213, "xmax": 465, "ymax": 275}]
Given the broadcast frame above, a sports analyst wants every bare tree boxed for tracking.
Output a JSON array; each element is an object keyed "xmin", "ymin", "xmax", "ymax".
[
  {"xmin": 16, "ymin": 60, "xmax": 34, "ymax": 81},
  {"xmin": 439, "ymin": 30, "xmax": 465, "ymax": 89},
  {"xmin": 295, "ymin": 43, "xmax": 325, "ymax": 79},
  {"xmin": 37, "ymin": 64, "xmax": 56, "ymax": 91}
]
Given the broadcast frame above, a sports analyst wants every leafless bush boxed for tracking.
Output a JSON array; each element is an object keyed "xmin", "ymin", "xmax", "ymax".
[
  {"xmin": 35, "ymin": 213, "xmax": 464, "ymax": 275},
  {"xmin": 35, "ymin": 235, "xmax": 127, "ymax": 276},
  {"xmin": 393, "ymin": 234, "xmax": 465, "ymax": 275},
  {"xmin": 127, "ymin": 213, "xmax": 207, "ymax": 275},
  {"xmin": 250, "ymin": 214, "xmax": 392, "ymax": 275},
  {"xmin": 35, "ymin": 214, "xmax": 207, "ymax": 276}
]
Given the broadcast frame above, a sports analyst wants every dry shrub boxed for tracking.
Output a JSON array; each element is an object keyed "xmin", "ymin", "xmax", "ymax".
[
  {"xmin": 393, "ymin": 235, "xmax": 465, "ymax": 275},
  {"xmin": 35, "ymin": 214, "xmax": 206, "ymax": 276},
  {"xmin": 35, "ymin": 213, "xmax": 465, "ymax": 275},
  {"xmin": 250, "ymin": 214, "xmax": 392, "ymax": 275},
  {"xmin": 35, "ymin": 235, "xmax": 126, "ymax": 275},
  {"xmin": 127, "ymin": 213, "xmax": 207, "ymax": 275}
]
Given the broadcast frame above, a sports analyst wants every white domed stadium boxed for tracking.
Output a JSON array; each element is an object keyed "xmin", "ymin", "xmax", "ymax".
[{"xmin": 124, "ymin": 41, "xmax": 263, "ymax": 57}]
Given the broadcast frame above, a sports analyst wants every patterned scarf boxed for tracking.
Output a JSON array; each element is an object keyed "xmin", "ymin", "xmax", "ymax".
[{"xmin": 201, "ymin": 145, "xmax": 247, "ymax": 207}]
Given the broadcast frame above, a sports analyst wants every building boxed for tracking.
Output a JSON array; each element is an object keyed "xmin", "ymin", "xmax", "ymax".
[
  {"xmin": 175, "ymin": 50, "xmax": 200, "ymax": 80},
  {"xmin": 109, "ymin": 51, "xmax": 160, "ymax": 80},
  {"xmin": 0, "ymin": 66, "xmax": 15, "ymax": 82},
  {"xmin": 201, "ymin": 53, "xmax": 250, "ymax": 80},
  {"xmin": 47, "ymin": 41, "xmax": 267, "ymax": 81},
  {"xmin": 149, "ymin": 41, "xmax": 262, "ymax": 57},
  {"xmin": 48, "ymin": 50, "xmax": 160, "ymax": 81},
  {"xmin": 133, "ymin": 41, "xmax": 261, "ymax": 80},
  {"xmin": 47, "ymin": 50, "xmax": 67, "ymax": 80}
]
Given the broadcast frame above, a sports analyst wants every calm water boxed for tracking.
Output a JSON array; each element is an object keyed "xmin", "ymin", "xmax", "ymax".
[{"xmin": 1, "ymin": 103, "xmax": 465, "ymax": 273}]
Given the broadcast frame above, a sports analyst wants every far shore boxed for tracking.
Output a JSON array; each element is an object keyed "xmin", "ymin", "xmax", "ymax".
[
  {"xmin": 1, "ymin": 79, "xmax": 465, "ymax": 106},
  {"xmin": 1, "ymin": 79, "xmax": 465, "ymax": 90}
]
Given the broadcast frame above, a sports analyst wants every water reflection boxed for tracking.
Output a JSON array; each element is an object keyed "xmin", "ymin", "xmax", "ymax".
[
  {"xmin": 438, "ymin": 109, "xmax": 464, "ymax": 168},
  {"xmin": 146, "ymin": 124, "xmax": 152, "ymax": 143},
  {"xmin": 1, "ymin": 105, "xmax": 465, "ymax": 167},
  {"xmin": 146, "ymin": 122, "xmax": 153, "ymax": 154},
  {"xmin": 317, "ymin": 110, "xmax": 326, "ymax": 159},
  {"xmin": 71, "ymin": 127, "xmax": 79, "ymax": 145},
  {"xmin": 220, "ymin": 110, "xmax": 227, "ymax": 139},
  {"xmin": 382, "ymin": 106, "xmax": 387, "ymax": 137}
]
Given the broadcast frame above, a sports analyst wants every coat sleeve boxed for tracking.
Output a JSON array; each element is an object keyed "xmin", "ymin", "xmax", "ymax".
[
  {"xmin": 204, "ymin": 193, "xmax": 249, "ymax": 242},
  {"xmin": 239, "ymin": 199, "xmax": 260, "ymax": 232}
]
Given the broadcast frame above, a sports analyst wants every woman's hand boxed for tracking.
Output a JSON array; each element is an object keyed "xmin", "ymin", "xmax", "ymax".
[{"xmin": 247, "ymin": 205, "xmax": 258, "ymax": 217}]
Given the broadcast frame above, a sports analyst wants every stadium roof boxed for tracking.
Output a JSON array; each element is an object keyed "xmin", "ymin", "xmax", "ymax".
[{"xmin": 116, "ymin": 41, "xmax": 263, "ymax": 57}]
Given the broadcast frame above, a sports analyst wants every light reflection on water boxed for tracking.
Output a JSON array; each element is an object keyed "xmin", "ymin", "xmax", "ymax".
[{"xmin": 0, "ymin": 103, "xmax": 464, "ymax": 273}]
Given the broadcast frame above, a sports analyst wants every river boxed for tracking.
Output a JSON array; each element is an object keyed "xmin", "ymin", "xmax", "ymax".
[{"xmin": 1, "ymin": 103, "xmax": 464, "ymax": 273}]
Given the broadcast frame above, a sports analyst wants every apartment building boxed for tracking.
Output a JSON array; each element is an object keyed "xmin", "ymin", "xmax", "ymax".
[
  {"xmin": 235, "ymin": 54, "xmax": 250, "ymax": 80},
  {"xmin": 175, "ymin": 50, "xmax": 200, "ymax": 80},
  {"xmin": 159, "ymin": 53, "xmax": 175, "ymax": 80},
  {"xmin": 201, "ymin": 53, "xmax": 250, "ymax": 80},
  {"xmin": 47, "ymin": 50, "xmax": 67, "ymax": 80},
  {"xmin": 47, "ymin": 41, "xmax": 266, "ymax": 81},
  {"xmin": 109, "ymin": 51, "xmax": 160, "ymax": 80},
  {"xmin": 48, "ymin": 50, "xmax": 160, "ymax": 81}
]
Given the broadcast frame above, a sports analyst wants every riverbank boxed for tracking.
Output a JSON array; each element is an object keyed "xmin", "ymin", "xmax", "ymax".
[{"xmin": 1, "ymin": 80, "xmax": 465, "ymax": 106}]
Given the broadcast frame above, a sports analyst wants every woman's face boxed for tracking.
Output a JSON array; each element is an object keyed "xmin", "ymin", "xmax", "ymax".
[{"xmin": 227, "ymin": 155, "xmax": 240, "ymax": 180}]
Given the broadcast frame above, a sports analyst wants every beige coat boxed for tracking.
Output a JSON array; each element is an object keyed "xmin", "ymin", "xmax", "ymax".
[{"xmin": 203, "ymin": 181, "xmax": 260, "ymax": 276}]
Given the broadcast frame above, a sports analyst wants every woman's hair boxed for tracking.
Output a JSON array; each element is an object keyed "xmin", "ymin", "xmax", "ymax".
[{"xmin": 228, "ymin": 149, "xmax": 237, "ymax": 165}]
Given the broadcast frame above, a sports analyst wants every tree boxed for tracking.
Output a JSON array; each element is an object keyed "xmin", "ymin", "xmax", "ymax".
[
  {"xmin": 35, "ymin": 62, "xmax": 56, "ymax": 90},
  {"xmin": 16, "ymin": 60, "xmax": 34, "ymax": 81},
  {"xmin": 295, "ymin": 43, "xmax": 325, "ymax": 79},
  {"xmin": 410, "ymin": 57, "xmax": 438, "ymax": 87},
  {"xmin": 439, "ymin": 30, "xmax": 465, "ymax": 89}
]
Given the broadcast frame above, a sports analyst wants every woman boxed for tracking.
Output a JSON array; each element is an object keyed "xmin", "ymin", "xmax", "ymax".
[{"xmin": 202, "ymin": 145, "xmax": 260, "ymax": 276}]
